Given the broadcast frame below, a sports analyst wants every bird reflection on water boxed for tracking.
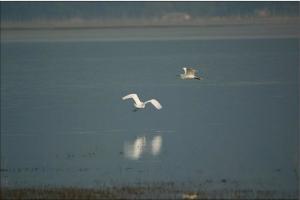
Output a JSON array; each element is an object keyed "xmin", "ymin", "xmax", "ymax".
[{"xmin": 124, "ymin": 135, "xmax": 162, "ymax": 160}]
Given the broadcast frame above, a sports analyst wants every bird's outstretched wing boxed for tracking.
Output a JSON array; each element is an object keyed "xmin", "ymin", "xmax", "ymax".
[
  {"xmin": 122, "ymin": 93, "xmax": 142, "ymax": 105},
  {"xmin": 145, "ymin": 99, "xmax": 162, "ymax": 110}
]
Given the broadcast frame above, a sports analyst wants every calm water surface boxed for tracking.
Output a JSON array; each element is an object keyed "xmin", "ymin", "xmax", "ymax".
[{"xmin": 1, "ymin": 27, "xmax": 299, "ymax": 196}]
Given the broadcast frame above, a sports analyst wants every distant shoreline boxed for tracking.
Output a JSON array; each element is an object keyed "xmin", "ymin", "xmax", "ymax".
[
  {"xmin": 1, "ymin": 16, "xmax": 299, "ymax": 30},
  {"xmin": 2, "ymin": 16, "xmax": 299, "ymax": 42}
]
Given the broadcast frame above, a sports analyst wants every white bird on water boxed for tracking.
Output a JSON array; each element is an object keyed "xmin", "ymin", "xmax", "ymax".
[
  {"xmin": 122, "ymin": 93, "xmax": 162, "ymax": 111},
  {"xmin": 180, "ymin": 67, "xmax": 202, "ymax": 80}
]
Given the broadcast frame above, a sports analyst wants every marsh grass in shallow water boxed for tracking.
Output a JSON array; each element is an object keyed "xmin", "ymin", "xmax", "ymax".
[
  {"xmin": 1, "ymin": 187, "xmax": 117, "ymax": 200},
  {"xmin": 1, "ymin": 185, "xmax": 297, "ymax": 199}
]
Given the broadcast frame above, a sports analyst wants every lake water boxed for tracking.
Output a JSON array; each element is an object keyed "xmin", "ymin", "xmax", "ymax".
[{"xmin": 1, "ymin": 25, "xmax": 299, "ymax": 197}]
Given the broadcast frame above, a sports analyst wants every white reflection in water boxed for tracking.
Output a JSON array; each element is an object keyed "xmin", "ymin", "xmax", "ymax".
[
  {"xmin": 124, "ymin": 135, "xmax": 162, "ymax": 160},
  {"xmin": 124, "ymin": 136, "xmax": 146, "ymax": 160},
  {"xmin": 151, "ymin": 135, "xmax": 162, "ymax": 156}
]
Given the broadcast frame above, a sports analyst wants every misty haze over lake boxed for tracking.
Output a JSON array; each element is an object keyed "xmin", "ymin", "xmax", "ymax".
[{"xmin": 1, "ymin": 1, "xmax": 299, "ymax": 29}]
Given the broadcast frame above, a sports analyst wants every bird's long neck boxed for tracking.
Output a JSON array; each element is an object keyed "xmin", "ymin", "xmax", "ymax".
[{"xmin": 134, "ymin": 102, "xmax": 145, "ymax": 108}]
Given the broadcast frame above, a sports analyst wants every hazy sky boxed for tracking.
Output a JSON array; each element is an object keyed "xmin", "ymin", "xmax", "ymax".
[{"xmin": 1, "ymin": 1, "xmax": 299, "ymax": 21}]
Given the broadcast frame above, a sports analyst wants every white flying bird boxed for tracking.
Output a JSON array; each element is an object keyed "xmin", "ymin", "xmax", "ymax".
[
  {"xmin": 180, "ymin": 67, "xmax": 202, "ymax": 80},
  {"xmin": 122, "ymin": 93, "xmax": 162, "ymax": 111}
]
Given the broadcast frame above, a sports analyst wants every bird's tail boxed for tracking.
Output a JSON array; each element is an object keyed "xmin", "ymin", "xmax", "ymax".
[
  {"xmin": 132, "ymin": 108, "xmax": 139, "ymax": 112},
  {"xmin": 194, "ymin": 76, "xmax": 203, "ymax": 80}
]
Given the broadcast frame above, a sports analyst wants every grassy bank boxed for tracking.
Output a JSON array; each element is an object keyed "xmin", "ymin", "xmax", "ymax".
[{"xmin": 1, "ymin": 186, "xmax": 297, "ymax": 199}]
